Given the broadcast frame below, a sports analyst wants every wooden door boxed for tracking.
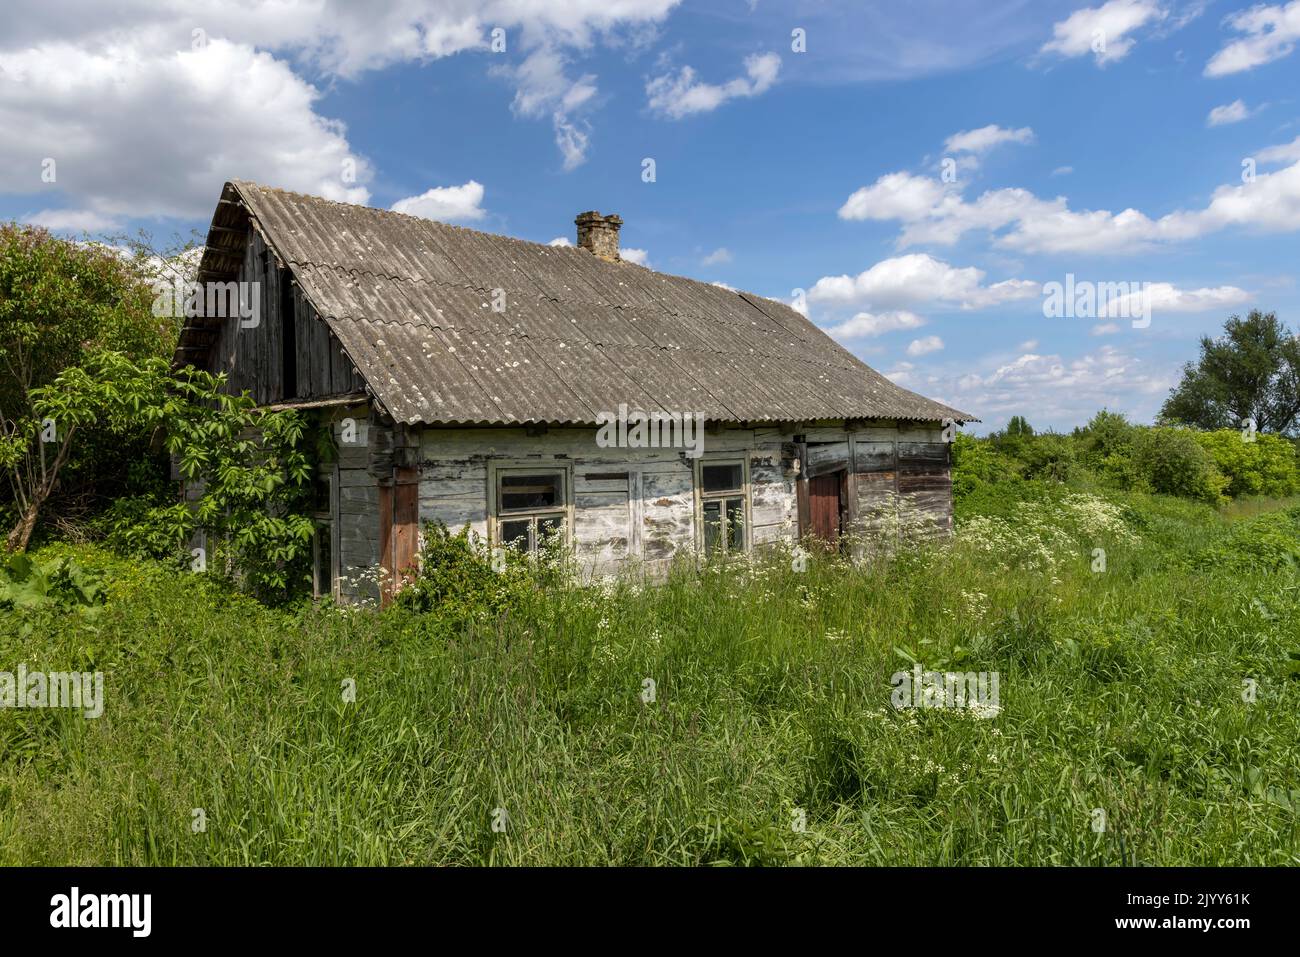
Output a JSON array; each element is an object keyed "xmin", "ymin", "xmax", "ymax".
[{"xmin": 809, "ymin": 471, "xmax": 843, "ymax": 543}]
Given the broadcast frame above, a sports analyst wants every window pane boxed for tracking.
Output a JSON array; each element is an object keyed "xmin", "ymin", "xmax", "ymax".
[
  {"xmin": 500, "ymin": 473, "xmax": 561, "ymax": 510},
  {"xmin": 500, "ymin": 519, "xmax": 531, "ymax": 550},
  {"xmin": 538, "ymin": 514, "xmax": 565, "ymax": 546},
  {"xmin": 702, "ymin": 463, "xmax": 742, "ymax": 493},
  {"xmin": 314, "ymin": 522, "xmax": 332, "ymax": 597},
  {"xmin": 312, "ymin": 473, "xmax": 333, "ymax": 516},
  {"xmin": 726, "ymin": 498, "xmax": 745, "ymax": 551},
  {"xmin": 703, "ymin": 500, "xmax": 722, "ymax": 552}
]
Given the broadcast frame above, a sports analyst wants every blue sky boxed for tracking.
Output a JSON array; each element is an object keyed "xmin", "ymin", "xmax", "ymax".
[{"xmin": 3, "ymin": 0, "xmax": 1299, "ymax": 432}]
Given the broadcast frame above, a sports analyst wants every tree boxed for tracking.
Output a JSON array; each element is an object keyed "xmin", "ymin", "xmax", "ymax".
[
  {"xmin": 1161, "ymin": 311, "xmax": 1300, "ymax": 435},
  {"xmin": 2, "ymin": 351, "xmax": 314, "ymax": 597},
  {"xmin": 0, "ymin": 224, "xmax": 184, "ymax": 539}
]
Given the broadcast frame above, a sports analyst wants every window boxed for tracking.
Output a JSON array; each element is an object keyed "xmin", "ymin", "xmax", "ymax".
[
  {"xmin": 492, "ymin": 467, "xmax": 569, "ymax": 556},
  {"xmin": 697, "ymin": 457, "xmax": 748, "ymax": 555},
  {"xmin": 311, "ymin": 467, "xmax": 338, "ymax": 599}
]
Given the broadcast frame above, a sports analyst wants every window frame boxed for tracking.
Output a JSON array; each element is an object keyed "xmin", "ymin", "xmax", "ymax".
[
  {"xmin": 311, "ymin": 463, "xmax": 339, "ymax": 600},
  {"xmin": 694, "ymin": 455, "xmax": 751, "ymax": 556},
  {"xmin": 487, "ymin": 461, "xmax": 574, "ymax": 556}
]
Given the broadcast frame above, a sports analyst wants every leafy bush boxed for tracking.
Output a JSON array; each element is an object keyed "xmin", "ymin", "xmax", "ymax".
[
  {"xmin": 0, "ymin": 551, "xmax": 104, "ymax": 613},
  {"xmin": 951, "ymin": 432, "xmax": 1021, "ymax": 501},
  {"xmin": 1192, "ymin": 506, "xmax": 1300, "ymax": 572},
  {"xmin": 1193, "ymin": 429, "xmax": 1300, "ymax": 498},
  {"xmin": 395, "ymin": 522, "xmax": 536, "ymax": 624},
  {"xmin": 1131, "ymin": 428, "xmax": 1229, "ymax": 504}
]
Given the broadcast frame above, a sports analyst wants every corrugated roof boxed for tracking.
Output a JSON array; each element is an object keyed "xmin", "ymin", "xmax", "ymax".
[{"xmin": 177, "ymin": 181, "xmax": 977, "ymax": 426}]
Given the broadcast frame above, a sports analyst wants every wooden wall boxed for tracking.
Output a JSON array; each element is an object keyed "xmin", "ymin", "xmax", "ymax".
[
  {"xmin": 205, "ymin": 229, "xmax": 366, "ymax": 404},
  {"xmin": 409, "ymin": 421, "xmax": 952, "ymax": 581},
  {"xmin": 415, "ymin": 425, "xmax": 799, "ymax": 579}
]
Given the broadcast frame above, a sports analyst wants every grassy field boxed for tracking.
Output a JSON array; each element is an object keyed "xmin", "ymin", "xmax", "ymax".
[{"xmin": 2, "ymin": 482, "xmax": 1299, "ymax": 865}]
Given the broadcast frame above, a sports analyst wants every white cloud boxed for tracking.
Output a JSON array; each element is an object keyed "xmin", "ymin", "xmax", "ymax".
[
  {"xmin": 547, "ymin": 236, "xmax": 573, "ymax": 246},
  {"xmin": 701, "ymin": 247, "xmax": 732, "ymax": 265},
  {"xmin": 621, "ymin": 247, "xmax": 650, "ymax": 266},
  {"xmin": 24, "ymin": 208, "xmax": 121, "ymax": 232},
  {"xmin": 390, "ymin": 181, "xmax": 486, "ymax": 222},
  {"xmin": 906, "ymin": 335, "xmax": 945, "ymax": 356},
  {"xmin": 1039, "ymin": 0, "xmax": 1167, "ymax": 65},
  {"xmin": 0, "ymin": 0, "xmax": 684, "ymax": 217},
  {"xmin": 884, "ymin": 361, "xmax": 916, "ymax": 386},
  {"xmin": 0, "ymin": 39, "xmax": 371, "ymax": 221},
  {"xmin": 808, "ymin": 253, "xmax": 1038, "ymax": 310},
  {"xmin": 943, "ymin": 344, "xmax": 1172, "ymax": 424},
  {"xmin": 837, "ymin": 158, "xmax": 1300, "ymax": 254},
  {"xmin": 1205, "ymin": 1, "xmax": 1300, "ymax": 76},
  {"xmin": 504, "ymin": 46, "xmax": 600, "ymax": 170},
  {"xmin": 1257, "ymin": 134, "xmax": 1300, "ymax": 165},
  {"xmin": 711, "ymin": 280, "xmax": 738, "ymax": 291},
  {"xmin": 943, "ymin": 125, "xmax": 1034, "ymax": 155},
  {"xmin": 1207, "ymin": 99, "xmax": 1253, "ymax": 126},
  {"xmin": 838, "ymin": 172, "xmax": 949, "ymax": 222},
  {"xmin": 1099, "ymin": 282, "xmax": 1252, "ymax": 317},
  {"xmin": 1091, "ymin": 322, "xmax": 1122, "ymax": 335},
  {"xmin": 1052, "ymin": 165, "xmax": 1074, "ymax": 176},
  {"xmin": 824, "ymin": 310, "xmax": 926, "ymax": 340},
  {"xmin": 646, "ymin": 51, "xmax": 781, "ymax": 118}
]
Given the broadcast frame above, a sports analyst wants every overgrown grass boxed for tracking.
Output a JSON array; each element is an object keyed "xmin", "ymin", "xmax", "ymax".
[{"xmin": 2, "ymin": 487, "xmax": 1298, "ymax": 865}]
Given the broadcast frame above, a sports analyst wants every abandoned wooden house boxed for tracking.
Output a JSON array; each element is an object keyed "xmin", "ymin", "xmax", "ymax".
[{"xmin": 172, "ymin": 181, "xmax": 976, "ymax": 602}]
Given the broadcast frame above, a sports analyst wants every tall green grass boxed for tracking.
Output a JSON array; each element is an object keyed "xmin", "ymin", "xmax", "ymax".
[{"xmin": 1, "ymin": 488, "xmax": 1298, "ymax": 865}]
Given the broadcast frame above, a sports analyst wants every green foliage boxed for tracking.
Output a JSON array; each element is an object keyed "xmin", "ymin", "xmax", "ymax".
[
  {"xmin": 0, "ymin": 225, "xmax": 180, "ymax": 543},
  {"xmin": 1193, "ymin": 429, "xmax": 1300, "ymax": 498},
  {"xmin": 951, "ymin": 432, "xmax": 1021, "ymax": 501},
  {"xmin": 1192, "ymin": 506, "xmax": 1300, "ymax": 572},
  {"xmin": 395, "ymin": 522, "xmax": 559, "ymax": 626},
  {"xmin": 1130, "ymin": 428, "xmax": 1229, "ymax": 504},
  {"xmin": 1161, "ymin": 310, "xmax": 1300, "ymax": 436},
  {"xmin": 0, "ymin": 550, "xmax": 104, "ymax": 614},
  {"xmin": 8, "ymin": 352, "xmax": 317, "ymax": 600}
]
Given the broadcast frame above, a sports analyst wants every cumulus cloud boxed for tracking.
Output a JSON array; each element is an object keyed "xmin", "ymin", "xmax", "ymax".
[
  {"xmin": 837, "ymin": 157, "xmax": 1300, "ymax": 254},
  {"xmin": 1205, "ymin": 1, "xmax": 1300, "ymax": 76},
  {"xmin": 825, "ymin": 310, "xmax": 926, "ymax": 341},
  {"xmin": 1258, "ymin": 135, "xmax": 1300, "ymax": 165},
  {"xmin": 0, "ymin": 38, "xmax": 371, "ymax": 222},
  {"xmin": 547, "ymin": 236, "xmax": 573, "ymax": 246},
  {"xmin": 1039, "ymin": 0, "xmax": 1167, "ymax": 65},
  {"xmin": 701, "ymin": 247, "xmax": 732, "ymax": 265},
  {"xmin": 808, "ymin": 253, "xmax": 1038, "ymax": 310},
  {"xmin": 1098, "ymin": 282, "xmax": 1252, "ymax": 317},
  {"xmin": 621, "ymin": 247, "xmax": 650, "ymax": 265},
  {"xmin": 390, "ymin": 181, "xmax": 486, "ymax": 222},
  {"xmin": 24, "ymin": 208, "xmax": 122, "ymax": 232},
  {"xmin": 906, "ymin": 335, "xmax": 945, "ymax": 356},
  {"xmin": 646, "ymin": 52, "xmax": 780, "ymax": 118},
  {"xmin": 0, "ymin": 0, "xmax": 684, "ymax": 219},
  {"xmin": 1207, "ymin": 99, "xmax": 1253, "ymax": 126},
  {"xmin": 943, "ymin": 125, "xmax": 1034, "ymax": 155}
]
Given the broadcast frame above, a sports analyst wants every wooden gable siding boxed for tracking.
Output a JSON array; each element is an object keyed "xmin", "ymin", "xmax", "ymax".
[{"xmin": 205, "ymin": 229, "xmax": 366, "ymax": 405}]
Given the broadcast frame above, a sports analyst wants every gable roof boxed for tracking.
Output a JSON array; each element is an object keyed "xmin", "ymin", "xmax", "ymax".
[{"xmin": 176, "ymin": 181, "xmax": 976, "ymax": 427}]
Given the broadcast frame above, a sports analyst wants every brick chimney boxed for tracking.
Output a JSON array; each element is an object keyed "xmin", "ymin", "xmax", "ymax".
[{"xmin": 574, "ymin": 211, "xmax": 623, "ymax": 262}]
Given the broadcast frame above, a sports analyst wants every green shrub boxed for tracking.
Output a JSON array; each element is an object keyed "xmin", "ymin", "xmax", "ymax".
[
  {"xmin": 1131, "ymin": 428, "xmax": 1229, "ymax": 504},
  {"xmin": 951, "ymin": 432, "xmax": 1021, "ymax": 501},
  {"xmin": 395, "ymin": 521, "xmax": 538, "ymax": 624},
  {"xmin": 1193, "ymin": 429, "xmax": 1300, "ymax": 498}
]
